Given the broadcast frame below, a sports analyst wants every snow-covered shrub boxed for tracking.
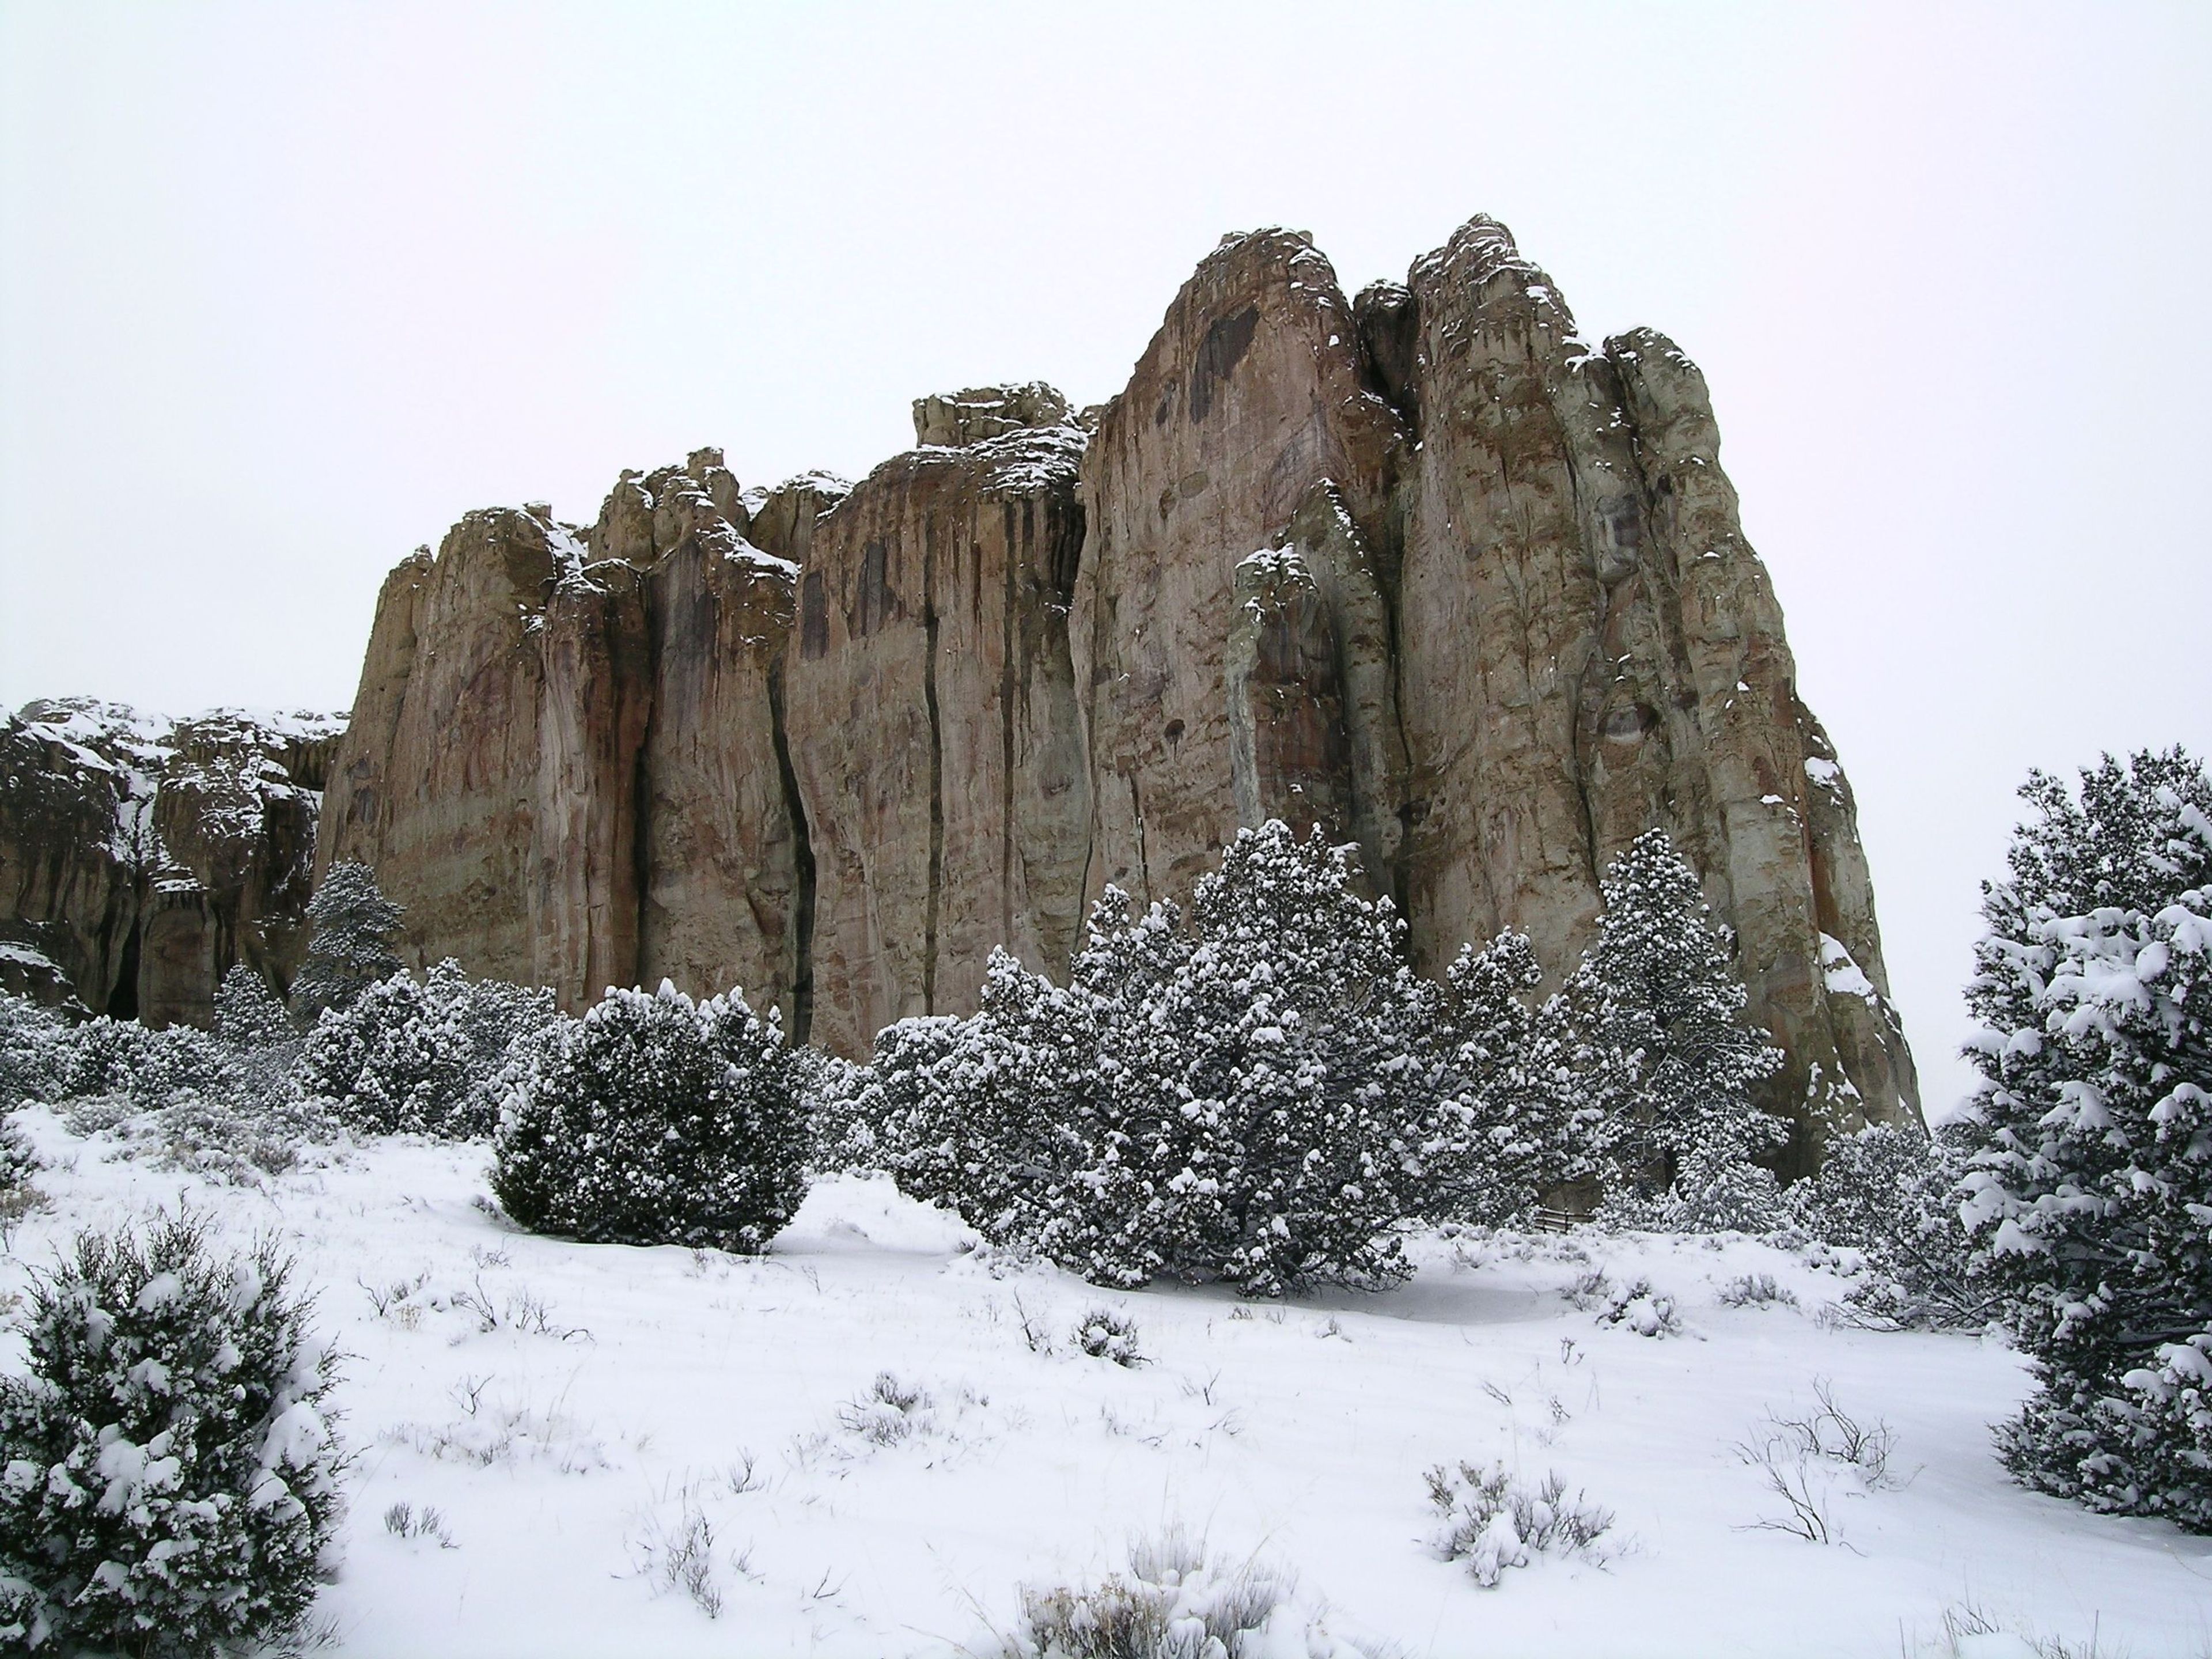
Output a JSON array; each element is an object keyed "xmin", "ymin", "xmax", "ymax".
[
  {"xmin": 993, "ymin": 1529, "xmax": 1293, "ymax": 1658},
  {"xmin": 0, "ymin": 1113, "xmax": 42, "ymax": 1245},
  {"xmin": 1424, "ymin": 1461, "xmax": 1614, "ymax": 1586},
  {"xmin": 1430, "ymin": 930, "xmax": 1579, "ymax": 1228},
  {"xmin": 1073, "ymin": 1307, "xmax": 1143, "ymax": 1367},
  {"xmin": 492, "ymin": 982, "xmax": 806, "ymax": 1252},
  {"xmin": 0, "ymin": 1213, "xmax": 344, "ymax": 1656},
  {"xmin": 212, "ymin": 963, "xmax": 293, "ymax": 1048},
  {"xmin": 1718, "ymin": 1273, "xmax": 1798, "ymax": 1310},
  {"xmin": 304, "ymin": 960, "xmax": 555, "ymax": 1138},
  {"xmin": 55, "ymin": 1016, "xmax": 231, "ymax": 1109},
  {"xmin": 1794, "ymin": 1122, "xmax": 1985, "ymax": 1330},
  {"xmin": 837, "ymin": 1373, "xmax": 931, "ymax": 1446},
  {"xmin": 0, "ymin": 991, "xmax": 69, "ymax": 1109},
  {"xmin": 1592, "ymin": 1276, "xmax": 1680, "ymax": 1338},
  {"xmin": 289, "ymin": 859, "xmax": 404, "ymax": 1022},
  {"xmin": 1566, "ymin": 830, "xmax": 1787, "ymax": 1209},
  {"xmin": 862, "ymin": 823, "xmax": 1508, "ymax": 1296},
  {"xmin": 791, "ymin": 1043, "xmax": 865, "ymax": 1169},
  {"xmin": 1599, "ymin": 1144, "xmax": 1793, "ymax": 1236},
  {"xmin": 1956, "ymin": 748, "xmax": 2212, "ymax": 1529}
]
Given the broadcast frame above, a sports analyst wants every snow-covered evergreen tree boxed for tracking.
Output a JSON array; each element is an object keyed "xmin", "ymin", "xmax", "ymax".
[
  {"xmin": 1431, "ymin": 931, "xmax": 1579, "ymax": 1226},
  {"xmin": 1796, "ymin": 1120, "xmax": 1984, "ymax": 1330},
  {"xmin": 0, "ymin": 1214, "xmax": 343, "ymax": 1656},
  {"xmin": 1566, "ymin": 829, "xmax": 1787, "ymax": 1215},
  {"xmin": 289, "ymin": 860, "xmax": 404, "ymax": 1021},
  {"xmin": 1957, "ymin": 749, "xmax": 2212, "ymax": 1528},
  {"xmin": 213, "ymin": 962, "xmax": 294, "ymax": 1047},
  {"xmin": 493, "ymin": 982, "xmax": 807, "ymax": 1252},
  {"xmin": 861, "ymin": 822, "xmax": 1505, "ymax": 1294},
  {"xmin": 302, "ymin": 960, "xmax": 554, "ymax": 1138},
  {"xmin": 0, "ymin": 991, "xmax": 67, "ymax": 1109}
]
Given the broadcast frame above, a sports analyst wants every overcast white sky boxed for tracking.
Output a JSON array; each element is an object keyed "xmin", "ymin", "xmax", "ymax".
[{"xmin": 3, "ymin": 2, "xmax": 2207, "ymax": 1114}]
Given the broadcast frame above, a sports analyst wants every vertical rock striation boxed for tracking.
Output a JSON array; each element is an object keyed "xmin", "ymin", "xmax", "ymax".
[{"xmin": 782, "ymin": 408, "xmax": 1090, "ymax": 1059}]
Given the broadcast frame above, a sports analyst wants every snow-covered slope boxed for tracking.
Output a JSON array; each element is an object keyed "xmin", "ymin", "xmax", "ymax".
[{"xmin": 3, "ymin": 1111, "xmax": 2203, "ymax": 1658}]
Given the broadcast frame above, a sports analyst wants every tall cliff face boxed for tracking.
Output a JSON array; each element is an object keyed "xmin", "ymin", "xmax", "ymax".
[
  {"xmin": 0, "ymin": 702, "xmax": 340, "ymax": 1023},
  {"xmin": 1385, "ymin": 219, "xmax": 1915, "ymax": 1132},
  {"xmin": 783, "ymin": 413, "xmax": 1090, "ymax": 1059},
  {"xmin": 1073, "ymin": 232, "xmax": 1409, "ymax": 912},
  {"xmin": 0, "ymin": 210, "xmax": 1907, "ymax": 1150}
]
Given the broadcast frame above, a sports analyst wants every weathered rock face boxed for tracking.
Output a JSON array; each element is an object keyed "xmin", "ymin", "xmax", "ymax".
[
  {"xmin": 0, "ymin": 701, "xmax": 340, "ymax": 1023},
  {"xmin": 294, "ymin": 213, "xmax": 1918, "ymax": 1152},
  {"xmin": 316, "ymin": 464, "xmax": 804, "ymax": 1025},
  {"xmin": 1073, "ymin": 232, "xmax": 1408, "ymax": 910},
  {"xmin": 1387, "ymin": 219, "xmax": 1915, "ymax": 1148},
  {"xmin": 783, "ymin": 411, "xmax": 1090, "ymax": 1058}
]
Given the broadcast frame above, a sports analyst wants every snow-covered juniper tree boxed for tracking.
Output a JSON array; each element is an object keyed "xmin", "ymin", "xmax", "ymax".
[
  {"xmin": 493, "ymin": 982, "xmax": 806, "ymax": 1252},
  {"xmin": 1958, "ymin": 749, "xmax": 2212, "ymax": 1528},
  {"xmin": 861, "ymin": 821, "xmax": 1513, "ymax": 1294},
  {"xmin": 0, "ymin": 1214, "xmax": 343, "ymax": 1657},
  {"xmin": 302, "ymin": 960, "xmax": 555, "ymax": 1138},
  {"xmin": 289, "ymin": 859, "xmax": 404, "ymax": 1022},
  {"xmin": 1432, "ymin": 931, "xmax": 1580, "ymax": 1227},
  {"xmin": 1796, "ymin": 1119, "xmax": 1985, "ymax": 1330},
  {"xmin": 1565, "ymin": 829, "xmax": 1788, "ymax": 1225},
  {"xmin": 0, "ymin": 991, "xmax": 67, "ymax": 1110},
  {"xmin": 213, "ymin": 962, "xmax": 294, "ymax": 1048}
]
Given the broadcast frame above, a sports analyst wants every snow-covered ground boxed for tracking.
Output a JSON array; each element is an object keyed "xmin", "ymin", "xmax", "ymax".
[{"xmin": 5, "ymin": 1107, "xmax": 2208, "ymax": 1658}]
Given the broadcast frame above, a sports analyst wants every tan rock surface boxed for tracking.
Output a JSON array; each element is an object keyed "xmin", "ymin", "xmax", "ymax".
[
  {"xmin": 1071, "ymin": 230, "xmax": 1406, "ymax": 911},
  {"xmin": 782, "ymin": 412, "xmax": 1090, "ymax": 1058}
]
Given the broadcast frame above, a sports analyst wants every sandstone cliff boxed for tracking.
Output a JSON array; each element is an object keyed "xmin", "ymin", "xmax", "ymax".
[
  {"xmin": 0, "ymin": 701, "xmax": 341, "ymax": 1023},
  {"xmin": 0, "ymin": 210, "xmax": 1918, "ymax": 1157}
]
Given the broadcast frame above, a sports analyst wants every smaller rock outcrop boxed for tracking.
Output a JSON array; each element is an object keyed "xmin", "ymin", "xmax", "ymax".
[
  {"xmin": 0, "ymin": 700, "xmax": 343, "ymax": 1023},
  {"xmin": 912, "ymin": 383, "xmax": 1073, "ymax": 449}
]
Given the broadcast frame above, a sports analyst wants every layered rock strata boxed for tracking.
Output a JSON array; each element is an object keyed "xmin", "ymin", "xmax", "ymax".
[
  {"xmin": 0, "ymin": 702, "xmax": 341, "ymax": 1023},
  {"xmin": 0, "ymin": 211, "xmax": 1918, "ymax": 1156}
]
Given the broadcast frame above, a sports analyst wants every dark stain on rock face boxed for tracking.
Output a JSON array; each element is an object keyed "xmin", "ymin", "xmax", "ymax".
[
  {"xmin": 1188, "ymin": 306, "xmax": 1260, "ymax": 425},
  {"xmin": 852, "ymin": 539, "xmax": 900, "ymax": 638},
  {"xmin": 800, "ymin": 571, "xmax": 829, "ymax": 660}
]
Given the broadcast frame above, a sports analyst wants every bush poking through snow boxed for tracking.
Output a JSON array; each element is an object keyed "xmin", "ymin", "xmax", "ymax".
[
  {"xmin": 1073, "ymin": 1307, "xmax": 1143, "ymax": 1367},
  {"xmin": 0, "ymin": 1213, "xmax": 344, "ymax": 1656},
  {"xmin": 1735, "ymin": 1377, "xmax": 1902, "ymax": 1545},
  {"xmin": 838, "ymin": 1373, "xmax": 931, "ymax": 1446},
  {"xmin": 1566, "ymin": 1271, "xmax": 1681, "ymax": 1338},
  {"xmin": 1718, "ymin": 1273, "xmax": 1799, "ymax": 1310},
  {"xmin": 382, "ymin": 1501, "xmax": 454, "ymax": 1548},
  {"xmin": 1425, "ymin": 1462, "xmax": 1615, "ymax": 1587},
  {"xmin": 493, "ymin": 982, "xmax": 806, "ymax": 1252},
  {"xmin": 630, "ymin": 1501, "xmax": 726, "ymax": 1619},
  {"xmin": 993, "ymin": 1528, "xmax": 1294, "ymax": 1658}
]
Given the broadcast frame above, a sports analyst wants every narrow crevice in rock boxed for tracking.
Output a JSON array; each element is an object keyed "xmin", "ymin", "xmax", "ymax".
[
  {"xmin": 921, "ymin": 531, "xmax": 946, "ymax": 1014},
  {"xmin": 767, "ymin": 654, "xmax": 816, "ymax": 1044},
  {"xmin": 109, "ymin": 915, "xmax": 142, "ymax": 1020},
  {"xmin": 1001, "ymin": 502, "xmax": 1021, "ymax": 952}
]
